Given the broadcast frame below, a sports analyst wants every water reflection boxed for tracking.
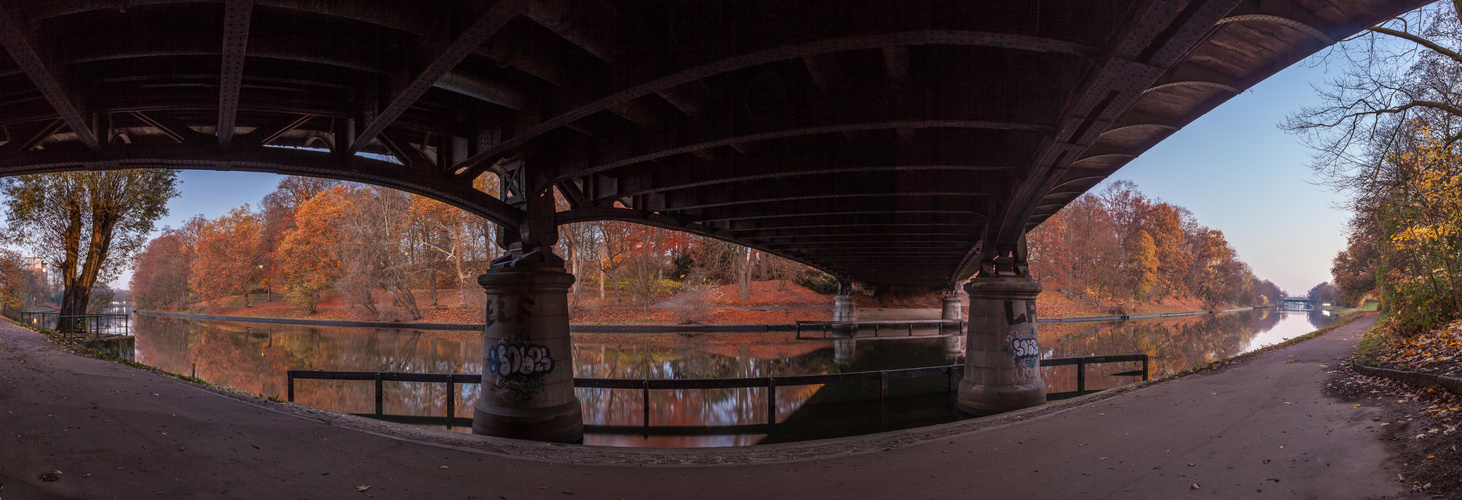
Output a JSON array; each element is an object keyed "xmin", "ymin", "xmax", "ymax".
[
  {"xmin": 128, "ymin": 308, "xmax": 1335, "ymax": 448},
  {"xmin": 1039, "ymin": 309, "xmax": 1334, "ymax": 393}
]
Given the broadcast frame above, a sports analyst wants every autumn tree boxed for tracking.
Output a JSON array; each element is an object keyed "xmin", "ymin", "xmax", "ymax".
[
  {"xmin": 335, "ymin": 186, "xmax": 420, "ymax": 320},
  {"xmin": 0, "ymin": 249, "xmax": 29, "ymax": 315},
  {"xmin": 1127, "ymin": 230, "xmax": 1160, "ymax": 300},
  {"xmin": 130, "ymin": 230, "xmax": 188, "ymax": 310},
  {"xmin": 3, "ymin": 170, "xmax": 178, "ymax": 326},
  {"xmin": 1332, "ymin": 214, "xmax": 1382, "ymax": 307},
  {"xmin": 258, "ymin": 176, "xmax": 336, "ymax": 302},
  {"xmin": 191, "ymin": 206, "xmax": 263, "ymax": 307},
  {"xmin": 1146, "ymin": 203, "xmax": 1194, "ymax": 297},
  {"xmin": 1308, "ymin": 282, "xmax": 1341, "ymax": 305},
  {"xmin": 276, "ymin": 185, "xmax": 349, "ymax": 312},
  {"xmin": 409, "ymin": 194, "xmax": 492, "ymax": 309}
]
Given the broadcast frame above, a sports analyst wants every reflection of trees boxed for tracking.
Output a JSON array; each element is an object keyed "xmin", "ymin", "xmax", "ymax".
[
  {"xmin": 135, "ymin": 318, "xmax": 864, "ymax": 437},
  {"xmin": 1040, "ymin": 309, "xmax": 1286, "ymax": 392},
  {"xmin": 133, "ymin": 316, "xmax": 485, "ymax": 417},
  {"xmin": 571, "ymin": 341, "xmax": 834, "ymax": 429}
]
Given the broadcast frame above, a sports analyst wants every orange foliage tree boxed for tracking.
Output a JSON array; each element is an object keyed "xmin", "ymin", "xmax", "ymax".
[
  {"xmin": 190, "ymin": 206, "xmax": 262, "ymax": 307},
  {"xmin": 276, "ymin": 185, "xmax": 349, "ymax": 312},
  {"xmin": 130, "ymin": 230, "xmax": 188, "ymax": 310}
]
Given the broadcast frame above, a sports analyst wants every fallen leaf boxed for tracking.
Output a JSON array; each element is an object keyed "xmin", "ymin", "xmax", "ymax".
[
  {"xmin": 356, "ymin": 485, "xmax": 370, "ymax": 492},
  {"xmin": 1191, "ymin": 483, "xmax": 1200, "ymax": 490}
]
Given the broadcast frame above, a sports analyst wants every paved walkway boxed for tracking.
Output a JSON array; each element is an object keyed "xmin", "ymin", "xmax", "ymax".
[{"xmin": 0, "ymin": 316, "xmax": 1403, "ymax": 499}]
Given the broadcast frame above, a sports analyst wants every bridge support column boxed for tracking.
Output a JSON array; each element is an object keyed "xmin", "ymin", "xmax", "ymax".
[
  {"xmin": 473, "ymin": 157, "xmax": 582, "ymax": 443},
  {"xmin": 833, "ymin": 338, "xmax": 857, "ymax": 366},
  {"xmin": 942, "ymin": 289, "xmax": 965, "ymax": 357},
  {"xmin": 472, "ymin": 264, "xmax": 581, "ymax": 442},
  {"xmin": 958, "ymin": 276, "xmax": 1045, "ymax": 414},
  {"xmin": 941, "ymin": 290, "xmax": 963, "ymax": 321},
  {"xmin": 833, "ymin": 284, "xmax": 856, "ymax": 322}
]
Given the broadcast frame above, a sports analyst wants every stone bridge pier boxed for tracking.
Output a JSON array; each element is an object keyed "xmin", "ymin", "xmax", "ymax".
[
  {"xmin": 833, "ymin": 281, "xmax": 857, "ymax": 322},
  {"xmin": 958, "ymin": 249, "xmax": 1045, "ymax": 414},
  {"xmin": 472, "ymin": 170, "xmax": 583, "ymax": 443}
]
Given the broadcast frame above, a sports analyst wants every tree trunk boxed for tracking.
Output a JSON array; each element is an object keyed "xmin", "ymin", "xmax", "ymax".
[{"xmin": 737, "ymin": 247, "xmax": 752, "ymax": 301}]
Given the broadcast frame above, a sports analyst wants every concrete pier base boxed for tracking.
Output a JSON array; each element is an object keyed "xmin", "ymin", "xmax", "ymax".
[
  {"xmin": 833, "ymin": 338, "xmax": 857, "ymax": 366},
  {"xmin": 472, "ymin": 265, "xmax": 582, "ymax": 443},
  {"xmin": 943, "ymin": 334, "xmax": 964, "ymax": 358},
  {"xmin": 941, "ymin": 293, "xmax": 963, "ymax": 321},
  {"xmin": 958, "ymin": 276, "xmax": 1045, "ymax": 414},
  {"xmin": 833, "ymin": 294, "xmax": 856, "ymax": 322}
]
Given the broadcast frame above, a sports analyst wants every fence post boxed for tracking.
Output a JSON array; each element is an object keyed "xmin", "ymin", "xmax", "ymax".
[
  {"xmin": 287, "ymin": 371, "xmax": 294, "ymax": 402},
  {"xmin": 374, "ymin": 372, "xmax": 383, "ymax": 416},
  {"xmin": 1141, "ymin": 355, "xmax": 1149, "ymax": 381},
  {"xmin": 767, "ymin": 378, "xmax": 777, "ymax": 425},
  {"xmin": 642, "ymin": 380, "xmax": 651, "ymax": 428},
  {"xmin": 446, "ymin": 380, "xmax": 455, "ymax": 425},
  {"xmin": 1076, "ymin": 359, "xmax": 1086, "ymax": 394},
  {"xmin": 880, "ymin": 371, "xmax": 889, "ymax": 399}
]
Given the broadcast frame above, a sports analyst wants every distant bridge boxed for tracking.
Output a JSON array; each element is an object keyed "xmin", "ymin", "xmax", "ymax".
[{"xmin": 1282, "ymin": 297, "xmax": 1318, "ymax": 308}]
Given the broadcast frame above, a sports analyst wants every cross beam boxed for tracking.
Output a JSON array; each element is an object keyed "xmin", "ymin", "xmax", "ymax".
[
  {"xmin": 346, "ymin": 0, "xmax": 527, "ymax": 156},
  {"xmin": 0, "ymin": 3, "xmax": 100, "ymax": 150}
]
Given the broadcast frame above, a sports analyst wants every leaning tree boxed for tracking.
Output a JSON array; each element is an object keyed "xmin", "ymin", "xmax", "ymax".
[{"xmin": 3, "ymin": 170, "xmax": 178, "ymax": 329}]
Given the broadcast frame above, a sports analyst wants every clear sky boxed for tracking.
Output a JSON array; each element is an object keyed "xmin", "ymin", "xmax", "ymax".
[
  {"xmin": 1099, "ymin": 55, "xmax": 1351, "ymax": 297},
  {"xmin": 113, "ymin": 53, "xmax": 1352, "ymax": 296}
]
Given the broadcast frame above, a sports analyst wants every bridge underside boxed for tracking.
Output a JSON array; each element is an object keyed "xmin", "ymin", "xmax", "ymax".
[{"xmin": 0, "ymin": 0, "xmax": 1425, "ymax": 288}]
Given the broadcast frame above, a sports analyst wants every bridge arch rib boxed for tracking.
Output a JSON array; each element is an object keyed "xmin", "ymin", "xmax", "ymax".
[{"xmin": 0, "ymin": 0, "xmax": 1432, "ymax": 290}]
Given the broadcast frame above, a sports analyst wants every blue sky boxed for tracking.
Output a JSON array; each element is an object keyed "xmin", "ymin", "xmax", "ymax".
[
  {"xmin": 1101, "ymin": 56, "xmax": 1351, "ymax": 296},
  {"xmin": 125, "ymin": 54, "xmax": 1351, "ymax": 296}
]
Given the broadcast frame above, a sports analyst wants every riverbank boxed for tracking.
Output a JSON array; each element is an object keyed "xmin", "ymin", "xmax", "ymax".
[
  {"xmin": 136, "ymin": 305, "xmax": 1271, "ymax": 333},
  {"xmin": 0, "ymin": 307, "xmax": 1403, "ymax": 498},
  {"xmin": 161, "ymin": 279, "xmax": 1251, "ymax": 327}
]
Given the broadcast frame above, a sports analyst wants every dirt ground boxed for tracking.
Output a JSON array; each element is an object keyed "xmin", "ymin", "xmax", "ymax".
[{"xmin": 1326, "ymin": 365, "xmax": 1462, "ymax": 497}]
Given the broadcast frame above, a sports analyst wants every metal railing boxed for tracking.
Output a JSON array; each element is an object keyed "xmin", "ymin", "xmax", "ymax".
[
  {"xmin": 56, "ymin": 314, "xmax": 130, "ymax": 337},
  {"xmin": 285, "ymin": 354, "xmax": 1148, "ymax": 430},
  {"xmin": 794, "ymin": 319, "xmax": 965, "ymax": 339},
  {"xmin": 19, "ymin": 310, "xmax": 58, "ymax": 330}
]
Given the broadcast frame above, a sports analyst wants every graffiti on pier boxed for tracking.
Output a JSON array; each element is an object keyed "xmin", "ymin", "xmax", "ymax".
[
  {"xmin": 487, "ymin": 342, "xmax": 555, "ymax": 400},
  {"xmin": 1004, "ymin": 336, "xmax": 1040, "ymax": 368}
]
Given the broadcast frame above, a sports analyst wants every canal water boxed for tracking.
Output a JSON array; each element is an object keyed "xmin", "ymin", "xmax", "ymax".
[{"xmin": 125, "ymin": 307, "xmax": 1334, "ymax": 447}]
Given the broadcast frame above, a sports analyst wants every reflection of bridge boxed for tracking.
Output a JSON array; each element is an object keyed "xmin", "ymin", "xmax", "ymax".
[
  {"xmin": 1282, "ymin": 297, "xmax": 1317, "ymax": 309},
  {"xmin": 0, "ymin": 0, "xmax": 1426, "ymax": 441}
]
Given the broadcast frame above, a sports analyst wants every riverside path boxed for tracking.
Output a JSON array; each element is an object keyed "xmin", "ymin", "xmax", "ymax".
[{"xmin": 0, "ymin": 316, "xmax": 1401, "ymax": 499}]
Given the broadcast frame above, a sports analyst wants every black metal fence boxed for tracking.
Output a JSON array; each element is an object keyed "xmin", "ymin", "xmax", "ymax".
[
  {"xmin": 19, "ymin": 311, "xmax": 130, "ymax": 337},
  {"xmin": 794, "ymin": 319, "xmax": 965, "ymax": 339},
  {"xmin": 286, "ymin": 354, "xmax": 1148, "ymax": 430},
  {"xmin": 19, "ymin": 310, "xmax": 58, "ymax": 330}
]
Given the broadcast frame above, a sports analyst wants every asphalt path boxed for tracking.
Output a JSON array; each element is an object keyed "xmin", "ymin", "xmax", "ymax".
[{"xmin": 0, "ymin": 315, "xmax": 1403, "ymax": 499}]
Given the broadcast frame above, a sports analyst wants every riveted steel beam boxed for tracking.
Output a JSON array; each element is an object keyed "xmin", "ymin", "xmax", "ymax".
[
  {"xmin": 453, "ymin": 28, "xmax": 1097, "ymax": 180},
  {"xmin": 347, "ymin": 0, "xmax": 527, "ymax": 156},
  {"xmin": 0, "ymin": 143, "xmax": 522, "ymax": 228},
  {"xmin": 217, "ymin": 0, "xmax": 252, "ymax": 147},
  {"xmin": 0, "ymin": 3, "xmax": 100, "ymax": 150}
]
